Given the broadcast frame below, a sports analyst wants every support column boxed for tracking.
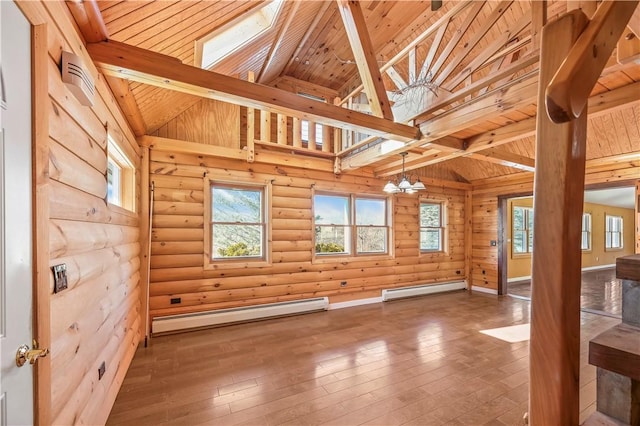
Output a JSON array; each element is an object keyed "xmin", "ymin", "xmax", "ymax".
[{"xmin": 529, "ymin": 10, "xmax": 589, "ymax": 425}]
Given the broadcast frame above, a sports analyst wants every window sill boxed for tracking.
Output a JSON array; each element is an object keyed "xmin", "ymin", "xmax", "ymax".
[
  {"xmin": 312, "ymin": 253, "xmax": 392, "ymax": 265},
  {"xmin": 605, "ymin": 247, "xmax": 624, "ymax": 252},
  {"xmin": 511, "ymin": 253, "xmax": 532, "ymax": 259}
]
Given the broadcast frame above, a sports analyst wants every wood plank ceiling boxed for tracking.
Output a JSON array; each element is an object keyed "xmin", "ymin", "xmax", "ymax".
[{"xmin": 94, "ymin": 0, "xmax": 640, "ymax": 184}]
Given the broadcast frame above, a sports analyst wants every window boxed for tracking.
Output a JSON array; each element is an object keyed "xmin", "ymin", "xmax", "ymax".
[
  {"xmin": 210, "ymin": 184, "xmax": 265, "ymax": 260},
  {"xmin": 107, "ymin": 136, "xmax": 135, "ymax": 211},
  {"xmin": 314, "ymin": 194, "xmax": 388, "ymax": 256},
  {"xmin": 420, "ymin": 202, "xmax": 444, "ymax": 252},
  {"xmin": 513, "ymin": 206, "xmax": 533, "ymax": 254},
  {"xmin": 196, "ymin": 0, "xmax": 284, "ymax": 69},
  {"xmin": 581, "ymin": 213, "xmax": 592, "ymax": 251},
  {"xmin": 605, "ymin": 215, "xmax": 623, "ymax": 250}
]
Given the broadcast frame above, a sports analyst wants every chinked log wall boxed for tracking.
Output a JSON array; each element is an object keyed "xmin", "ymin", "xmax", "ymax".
[
  {"xmin": 17, "ymin": 1, "xmax": 142, "ymax": 424},
  {"xmin": 148, "ymin": 152, "xmax": 466, "ymax": 318},
  {"xmin": 471, "ymin": 165, "xmax": 640, "ymax": 291}
]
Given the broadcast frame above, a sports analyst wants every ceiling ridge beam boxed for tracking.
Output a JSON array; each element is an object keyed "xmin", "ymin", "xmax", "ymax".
[
  {"xmin": 336, "ymin": 0, "xmax": 393, "ymax": 119},
  {"xmin": 87, "ymin": 40, "xmax": 420, "ymax": 142}
]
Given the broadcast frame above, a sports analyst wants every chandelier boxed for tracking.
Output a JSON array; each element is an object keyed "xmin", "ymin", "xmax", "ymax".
[{"xmin": 383, "ymin": 152, "xmax": 426, "ymax": 194}]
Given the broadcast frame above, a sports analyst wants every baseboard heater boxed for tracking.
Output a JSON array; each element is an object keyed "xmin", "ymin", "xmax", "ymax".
[
  {"xmin": 382, "ymin": 281, "xmax": 466, "ymax": 301},
  {"xmin": 152, "ymin": 297, "xmax": 329, "ymax": 334}
]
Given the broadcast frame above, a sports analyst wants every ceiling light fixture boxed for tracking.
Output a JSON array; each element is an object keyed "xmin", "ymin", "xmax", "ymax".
[{"xmin": 383, "ymin": 152, "xmax": 426, "ymax": 194}]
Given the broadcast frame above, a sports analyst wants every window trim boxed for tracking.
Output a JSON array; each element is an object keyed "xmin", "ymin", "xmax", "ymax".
[
  {"xmin": 605, "ymin": 214, "xmax": 623, "ymax": 251},
  {"xmin": 581, "ymin": 212, "xmax": 592, "ymax": 252},
  {"xmin": 312, "ymin": 190, "xmax": 392, "ymax": 263},
  {"xmin": 106, "ymin": 133, "xmax": 136, "ymax": 213},
  {"xmin": 512, "ymin": 205, "xmax": 534, "ymax": 257},
  {"xmin": 204, "ymin": 178, "xmax": 272, "ymax": 269},
  {"xmin": 419, "ymin": 200, "xmax": 446, "ymax": 254}
]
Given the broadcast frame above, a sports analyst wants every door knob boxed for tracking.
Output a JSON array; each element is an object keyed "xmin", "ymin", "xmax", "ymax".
[{"xmin": 16, "ymin": 340, "xmax": 49, "ymax": 367}]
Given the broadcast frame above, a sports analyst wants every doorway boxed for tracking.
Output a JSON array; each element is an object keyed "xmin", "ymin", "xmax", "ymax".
[{"xmin": 498, "ymin": 186, "xmax": 636, "ymax": 318}]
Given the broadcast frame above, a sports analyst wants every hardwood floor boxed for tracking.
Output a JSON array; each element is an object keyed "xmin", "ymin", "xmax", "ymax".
[
  {"xmin": 508, "ymin": 268, "xmax": 622, "ymax": 318},
  {"xmin": 107, "ymin": 291, "xmax": 619, "ymax": 425}
]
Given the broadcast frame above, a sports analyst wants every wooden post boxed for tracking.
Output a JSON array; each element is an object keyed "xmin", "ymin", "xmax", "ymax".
[
  {"xmin": 634, "ymin": 179, "xmax": 640, "ymax": 254},
  {"xmin": 260, "ymin": 110, "xmax": 271, "ymax": 142},
  {"xmin": 464, "ymin": 190, "xmax": 473, "ymax": 290},
  {"xmin": 292, "ymin": 117, "xmax": 302, "ymax": 147},
  {"xmin": 322, "ymin": 125, "xmax": 331, "ymax": 153},
  {"xmin": 531, "ymin": 0, "xmax": 547, "ymax": 51},
  {"xmin": 246, "ymin": 71, "xmax": 255, "ymax": 162},
  {"xmin": 277, "ymin": 113, "xmax": 287, "ymax": 145},
  {"xmin": 139, "ymin": 146, "xmax": 151, "ymax": 344},
  {"xmin": 32, "ymin": 23, "xmax": 52, "ymax": 426},
  {"xmin": 529, "ymin": 10, "xmax": 589, "ymax": 425}
]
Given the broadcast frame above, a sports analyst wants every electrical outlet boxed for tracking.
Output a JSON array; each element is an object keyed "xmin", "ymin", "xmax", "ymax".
[
  {"xmin": 98, "ymin": 361, "xmax": 106, "ymax": 380},
  {"xmin": 52, "ymin": 264, "xmax": 68, "ymax": 293},
  {"xmin": 170, "ymin": 297, "xmax": 182, "ymax": 304}
]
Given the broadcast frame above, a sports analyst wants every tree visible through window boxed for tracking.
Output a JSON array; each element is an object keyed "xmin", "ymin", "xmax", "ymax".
[
  {"xmin": 210, "ymin": 185, "xmax": 265, "ymax": 260},
  {"xmin": 420, "ymin": 202, "xmax": 444, "ymax": 251},
  {"xmin": 605, "ymin": 215, "xmax": 623, "ymax": 250},
  {"xmin": 513, "ymin": 206, "xmax": 533, "ymax": 254},
  {"xmin": 314, "ymin": 194, "xmax": 388, "ymax": 256},
  {"xmin": 581, "ymin": 213, "xmax": 592, "ymax": 250}
]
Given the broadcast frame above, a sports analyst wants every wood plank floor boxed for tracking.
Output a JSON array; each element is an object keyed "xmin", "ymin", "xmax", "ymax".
[{"xmin": 107, "ymin": 291, "xmax": 619, "ymax": 425}]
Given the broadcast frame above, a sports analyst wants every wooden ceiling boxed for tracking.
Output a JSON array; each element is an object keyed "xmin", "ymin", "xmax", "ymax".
[{"xmin": 89, "ymin": 0, "xmax": 640, "ymax": 184}]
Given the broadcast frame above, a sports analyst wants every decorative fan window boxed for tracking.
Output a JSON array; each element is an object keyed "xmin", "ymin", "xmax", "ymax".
[{"xmin": 195, "ymin": 0, "xmax": 284, "ymax": 70}]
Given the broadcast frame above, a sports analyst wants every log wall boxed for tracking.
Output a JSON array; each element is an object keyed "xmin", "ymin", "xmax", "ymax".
[
  {"xmin": 18, "ymin": 1, "xmax": 142, "ymax": 424},
  {"xmin": 470, "ymin": 165, "xmax": 640, "ymax": 291},
  {"xmin": 148, "ymin": 151, "xmax": 467, "ymax": 317}
]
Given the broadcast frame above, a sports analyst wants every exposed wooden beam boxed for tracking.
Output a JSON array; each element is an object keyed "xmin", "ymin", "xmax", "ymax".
[
  {"xmin": 104, "ymin": 76, "xmax": 147, "ymax": 137},
  {"xmin": 617, "ymin": 26, "xmax": 640, "ymax": 64},
  {"xmin": 87, "ymin": 40, "xmax": 420, "ymax": 142},
  {"xmin": 343, "ymin": 67, "xmax": 640, "ymax": 171},
  {"xmin": 65, "ymin": 0, "xmax": 108, "ymax": 43},
  {"xmin": 529, "ymin": 10, "xmax": 589, "ymax": 424},
  {"xmin": 66, "ymin": 0, "xmax": 147, "ymax": 136},
  {"xmin": 257, "ymin": 1, "xmax": 301, "ymax": 83},
  {"xmin": 546, "ymin": 0, "xmax": 639, "ymax": 123},
  {"xmin": 434, "ymin": 0, "xmax": 513, "ymax": 87},
  {"xmin": 531, "ymin": 0, "xmax": 547, "ymax": 51},
  {"xmin": 418, "ymin": 21, "xmax": 448, "ymax": 81},
  {"xmin": 443, "ymin": 13, "xmax": 530, "ymax": 91},
  {"xmin": 466, "ymin": 148, "xmax": 535, "ymax": 172},
  {"xmin": 629, "ymin": 3, "xmax": 640, "ymax": 38},
  {"xmin": 336, "ymin": 0, "xmax": 392, "ymax": 119},
  {"xmin": 341, "ymin": 0, "xmax": 472, "ymax": 102},
  {"xmin": 428, "ymin": 2, "xmax": 484, "ymax": 84}
]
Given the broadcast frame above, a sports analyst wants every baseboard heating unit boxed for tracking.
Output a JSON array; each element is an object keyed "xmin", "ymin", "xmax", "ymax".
[
  {"xmin": 382, "ymin": 281, "xmax": 466, "ymax": 301},
  {"xmin": 152, "ymin": 297, "xmax": 329, "ymax": 334}
]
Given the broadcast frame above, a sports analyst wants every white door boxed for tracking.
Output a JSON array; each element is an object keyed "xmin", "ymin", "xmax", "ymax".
[{"xmin": 0, "ymin": 1, "xmax": 34, "ymax": 425}]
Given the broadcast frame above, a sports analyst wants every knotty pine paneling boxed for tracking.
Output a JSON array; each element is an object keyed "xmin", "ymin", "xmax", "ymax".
[
  {"xmin": 148, "ymin": 152, "xmax": 467, "ymax": 317},
  {"xmin": 19, "ymin": 1, "xmax": 142, "ymax": 424}
]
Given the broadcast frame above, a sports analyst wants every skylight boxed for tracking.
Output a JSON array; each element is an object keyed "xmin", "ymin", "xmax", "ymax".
[{"xmin": 196, "ymin": 0, "xmax": 284, "ymax": 70}]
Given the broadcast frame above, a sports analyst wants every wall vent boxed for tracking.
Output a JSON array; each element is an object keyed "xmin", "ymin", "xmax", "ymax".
[{"xmin": 61, "ymin": 51, "xmax": 94, "ymax": 107}]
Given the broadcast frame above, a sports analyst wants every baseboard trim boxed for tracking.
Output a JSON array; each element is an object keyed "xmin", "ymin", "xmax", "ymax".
[
  {"xmin": 328, "ymin": 297, "xmax": 383, "ymax": 310},
  {"xmin": 472, "ymin": 286, "xmax": 498, "ymax": 295},
  {"xmin": 508, "ymin": 275, "xmax": 531, "ymax": 283}
]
